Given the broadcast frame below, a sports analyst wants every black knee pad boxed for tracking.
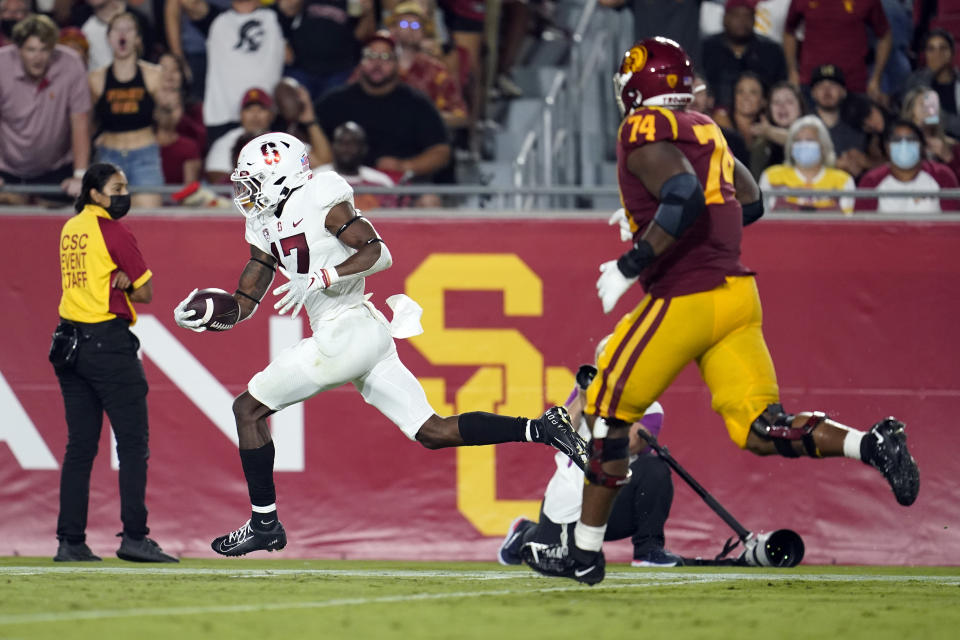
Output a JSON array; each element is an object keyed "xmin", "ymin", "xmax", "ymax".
[{"xmin": 584, "ymin": 436, "xmax": 631, "ymax": 488}]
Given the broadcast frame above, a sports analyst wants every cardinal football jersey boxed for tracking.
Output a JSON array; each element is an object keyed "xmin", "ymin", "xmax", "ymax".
[
  {"xmin": 245, "ymin": 171, "xmax": 370, "ymax": 326},
  {"xmin": 617, "ymin": 106, "xmax": 751, "ymax": 298}
]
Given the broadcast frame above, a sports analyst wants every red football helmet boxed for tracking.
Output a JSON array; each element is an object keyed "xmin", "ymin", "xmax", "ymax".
[{"xmin": 613, "ymin": 37, "xmax": 695, "ymax": 116}]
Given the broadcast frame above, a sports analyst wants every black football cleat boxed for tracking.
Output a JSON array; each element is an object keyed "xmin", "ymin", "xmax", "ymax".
[
  {"xmin": 865, "ymin": 418, "xmax": 919, "ymax": 506},
  {"xmin": 212, "ymin": 519, "xmax": 287, "ymax": 557},
  {"xmin": 53, "ymin": 540, "xmax": 102, "ymax": 562},
  {"xmin": 116, "ymin": 534, "xmax": 179, "ymax": 563},
  {"xmin": 498, "ymin": 516, "xmax": 535, "ymax": 566},
  {"xmin": 530, "ymin": 406, "xmax": 589, "ymax": 471},
  {"xmin": 521, "ymin": 541, "xmax": 605, "ymax": 585}
]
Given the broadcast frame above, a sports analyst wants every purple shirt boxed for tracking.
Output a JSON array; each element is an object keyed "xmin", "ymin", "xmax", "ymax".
[{"xmin": 0, "ymin": 44, "xmax": 91, "ymax": 178}]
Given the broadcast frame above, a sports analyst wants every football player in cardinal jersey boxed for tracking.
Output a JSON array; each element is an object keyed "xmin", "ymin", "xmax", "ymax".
[
  {"xmin": 173, "ymin": 132, "xmax": 588, "ymax": 557},
  {"xmin": 521, "ymin": 38, "xmax": 920, "ymax": 585}
]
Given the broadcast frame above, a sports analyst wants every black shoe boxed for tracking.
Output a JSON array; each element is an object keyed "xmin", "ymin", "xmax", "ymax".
[
  {"xmin": 529, "ymin": 406, "xmax": 588, "ymax": 471},
  {"xmin": 864, "ymin": 417, "xmax": 920, "ymax": 506},
  {"xmin": 116, "ymin": 534, "xmax": 179, "ymax": 562},
  {"xmin": 498, "ymin": 516, "xmax": 534, "ymax": 566},
  {"xmin": 211, "ymin": 519, "xmax": 286, "ymax": 557},
  {"xmin": 53, "ymin": 540, "xmax": 102, "ymax": 562},
  {"xmin": 521, "ymin": 541, "xmax": 605, "ymax": 585}
]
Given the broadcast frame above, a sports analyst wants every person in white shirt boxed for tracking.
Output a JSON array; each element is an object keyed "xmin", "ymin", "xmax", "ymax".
[
  {"xmin": 173, "ymin": 132, "xmax": 589, "ymax": 556},
  {"xmin": 856, "ymin": 119, "xmax": 960, "ymax": 213}
]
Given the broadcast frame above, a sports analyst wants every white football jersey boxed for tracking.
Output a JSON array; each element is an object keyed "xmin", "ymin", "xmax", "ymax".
[
  {"xmin": 542, "ymin": 401, "xmax": 664, "ymax": 524},
  {"xmin": 245, "ymin": 171, "xmax": 370, "ymax": 326}
]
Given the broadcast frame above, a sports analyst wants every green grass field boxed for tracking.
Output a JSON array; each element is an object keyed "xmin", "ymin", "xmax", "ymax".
[{"xmin": 1, "ymin": 559, "xmax": 958, "ymax": 640}]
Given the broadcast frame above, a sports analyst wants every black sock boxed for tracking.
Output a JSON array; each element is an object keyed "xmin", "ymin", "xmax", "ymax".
[
  {"xmin": 251, "ymin": 509, "xmax": 278, "ymax": 531},
  {"xmin": 239, "ymin": 441, "xmax": 277, "ymax": 509},
  {"xmin": 458, "ymin": 412, "xmax": 527, "ymax": 445}
]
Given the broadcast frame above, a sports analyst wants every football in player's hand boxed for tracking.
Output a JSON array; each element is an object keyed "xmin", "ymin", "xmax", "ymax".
[{"xmin": 184, "ymin": 288, "xmax": 240, "ymax": 332}]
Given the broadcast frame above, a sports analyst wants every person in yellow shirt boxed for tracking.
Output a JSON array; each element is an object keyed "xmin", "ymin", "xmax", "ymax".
[
  {"xmin": 759, "ymin": 115, "xmax": 856, "ymax": 214},
  {"xmin": 50, "ymin": 162, "xmax": 176, "ymax": 563}
]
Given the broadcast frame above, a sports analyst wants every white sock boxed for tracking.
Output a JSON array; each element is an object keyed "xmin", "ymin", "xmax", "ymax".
[
  {"xmin": 525, "ymin": 420, "xmax": 533, "ymax": 442},
  {"xmin": 252, "ymin": 503, "xmax": 276, "ymax": 514},
  {"xmin": 842, "ymin": 431, "xmax": 864, "ymax": 460},
  {"xmin": 574, "ymin": 521, "xmax": 606, "ymax": 552}
]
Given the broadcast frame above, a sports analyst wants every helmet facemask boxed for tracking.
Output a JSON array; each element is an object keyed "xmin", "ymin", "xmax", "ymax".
[{"xmin": 231, "ymin": 133, "xmax": 312, "ymax": 219}]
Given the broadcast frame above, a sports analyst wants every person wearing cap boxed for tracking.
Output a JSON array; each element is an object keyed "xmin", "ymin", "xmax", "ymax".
[
  {"xmin": 316, "ymin": 31, "xmax": 451, "ymax": 185},
  {"xmin": 387, "ymin": 1, "xmax": 467, "ymax": 130},
  {"xmin": 808, "ymin": 64, "xmax": 868, "ymax": 173},
  {"xmin": 699, "ymin": 0, "xmax": 786, "ymax": 112},
  {"xmin": 783, "ymin": 0, "xmax": 891, "ymax": 100},
  {"xmin": 204, "ymin": 87, "xmax": 275, "ymax": 183}
]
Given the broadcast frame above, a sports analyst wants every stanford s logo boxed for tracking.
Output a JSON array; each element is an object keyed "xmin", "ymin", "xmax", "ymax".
[
  {"xmin": 261, "ymin": 143, "xmax": 281, "ymax": 165},
  {"xmin": 621, "ymin": 45, "xmax": 648, "ymax": 74}
]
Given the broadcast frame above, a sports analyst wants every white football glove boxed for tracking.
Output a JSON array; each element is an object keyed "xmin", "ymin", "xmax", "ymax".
[
  {"xmin": 608, "ymin": 208, "xmax": 634, "ymax": 242},
  {"xmin": 596, "ymin": 260, "xmax": 637, "ymax": 314},
  {"xmin": 173, "ymin": 288, "xmax": 206, "ymax": 332},
  {"xmin": 273, "ymin": 268, "xmax": 340, "ymax": 318}
]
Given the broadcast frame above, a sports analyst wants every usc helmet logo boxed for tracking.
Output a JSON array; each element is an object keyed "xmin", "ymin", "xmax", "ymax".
[
  {"xmin": 666, "ymin": 74, "xmax": 678, "ymax": 89},
  {"xmin": 621, "ymin": 45, "xmax": 648, "ymax": 74}
]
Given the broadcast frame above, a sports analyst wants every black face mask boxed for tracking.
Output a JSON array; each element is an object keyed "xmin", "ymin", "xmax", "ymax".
[{"xmin": 106, "ymin": 194, "xmax": 131, "ymax": 219}]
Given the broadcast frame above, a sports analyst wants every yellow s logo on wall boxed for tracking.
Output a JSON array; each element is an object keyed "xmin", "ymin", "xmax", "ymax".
[{"xmin": 406, "ymin": 254, "xmax": 574, "ymax": 535}]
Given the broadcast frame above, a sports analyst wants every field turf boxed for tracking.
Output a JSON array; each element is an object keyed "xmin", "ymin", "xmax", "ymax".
[{"xmin": 1, "ymin": 559, "xmax": 957, "ymax": 639}]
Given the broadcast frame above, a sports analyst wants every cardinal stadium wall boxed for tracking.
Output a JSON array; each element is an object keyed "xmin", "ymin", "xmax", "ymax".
[{"xmin": 1, "ymin": 213, "xmax": 958, "ymax": 565}]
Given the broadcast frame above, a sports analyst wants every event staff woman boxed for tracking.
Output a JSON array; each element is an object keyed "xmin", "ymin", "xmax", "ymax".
[{"xmin": 52, "ymin": 163, "xmax": 176, "ymax": 563}]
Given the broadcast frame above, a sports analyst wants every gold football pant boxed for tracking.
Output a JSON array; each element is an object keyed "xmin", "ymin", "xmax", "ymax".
[{"xmin": 585, "ymin": 275, "xmax": 780, "ymax": 447}]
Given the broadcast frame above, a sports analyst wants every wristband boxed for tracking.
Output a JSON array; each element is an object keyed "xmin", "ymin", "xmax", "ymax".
[
  {"xmin": 73, "ymin": 169, "xmax": 86, "ymax": 179},
  {"xmin": 616, "ymin": 239, "xmax": 655, "ymax": 278}
]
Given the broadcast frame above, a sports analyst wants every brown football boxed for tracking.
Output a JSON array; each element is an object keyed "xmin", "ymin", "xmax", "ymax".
[{"xmin": 184, "ymin": 288, "xmax": 240, "ymax": 332}]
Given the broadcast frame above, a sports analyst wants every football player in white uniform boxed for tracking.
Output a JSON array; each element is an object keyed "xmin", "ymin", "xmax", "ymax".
[{"xmin": 173, "ymin": 132, "xmax": 588, "ymax": 556}]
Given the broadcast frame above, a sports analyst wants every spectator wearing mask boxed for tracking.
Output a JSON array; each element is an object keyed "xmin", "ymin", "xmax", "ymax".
[
  {"xmin": 759, "ymin": 114, "xmax": 856, "ymax": 214},
  {"xmin": 857, "ymin": 119, "xmax": 959, "ymax": 213},
  {"xmin": 316, "ymin": 120, "xmax": 397, "ymax": 210},
  {"xmin": 906, "ymin": 29, "xmax": 960, "ymax": 139},
  {"xmin": 89, "ymin": 11, "xmax": 163, "ymax": 209},
  {"xmin": 181, "ymin": 0, "xmax": 285, "ymax": 146},
  {"xmin": 0, "ymin": 0, "xmax": 30, "ymax": 47},
  {"xmin": 0, "ymin": 14, "xmax": 90, "ymax": 201},
  {"xmin": 783, "ymin": 0, "xmax": 891, "ymax": 100},
  {"xmin": 316, "ymin": 31, "xmax": 451, "ymax": 183},
  {"xmin": 700, "ymin": 0, "xmax": 787, "ymax": 112}
]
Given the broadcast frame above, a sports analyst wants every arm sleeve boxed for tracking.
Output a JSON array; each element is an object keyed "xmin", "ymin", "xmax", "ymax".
[{"xmin": 100, "ymin": 220, "xmax": 150, "ymax": 285}]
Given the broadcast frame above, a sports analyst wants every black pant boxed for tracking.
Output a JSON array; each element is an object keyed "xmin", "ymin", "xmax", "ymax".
[
  {"xmin": 523, "ymin": 453, "xmax": 674, "ymax": 558},
  {"xmin": 54, "ymin": 319, "xmax": 150, "ymax": 543}
]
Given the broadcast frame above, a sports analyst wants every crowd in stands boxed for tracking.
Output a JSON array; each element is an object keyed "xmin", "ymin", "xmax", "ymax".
[{"xmin": 0, "ymin": 0, "xmax": 958, "ymax": 213}]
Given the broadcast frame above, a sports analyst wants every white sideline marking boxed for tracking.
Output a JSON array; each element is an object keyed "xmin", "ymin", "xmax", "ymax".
[{"xmin": 0, "ymin": 567, "xmax": 957, "ymax": 626}]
